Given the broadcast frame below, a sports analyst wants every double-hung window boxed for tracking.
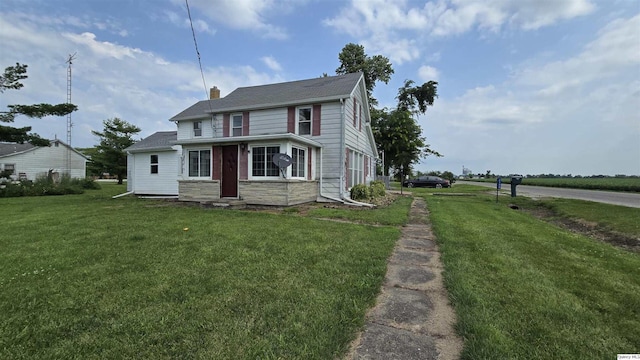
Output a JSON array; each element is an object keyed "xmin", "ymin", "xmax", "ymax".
[
  {"xmin": 188, "ymin": 150, "xmax": 210, "ymax": 177},
  {"xmin": 3, "ymin": 163, "xmax": 15, "ymax": 175},
  {"xmin": 297, "ymin": 107, "xmax": 311, "ymax": 135},
  {"xmin": 150, "ymin": 155, "xmax": 159, "ymax": 174},
  {"xmin": 252, "ymin": 146, "xmax": 280, "ymax": 177},
  {"xmin": 291, "ymin": 147, "xmax": 306, "ymax": 178},
  {"xmin": 348, "ymin": 151, "xmax": 363, "ymax": 188},
  {"xmin": 193, "ymin": 121, "xmax": 202, "ymax": 137},
  {"xmin": 232, "ymin": 114, "xmax": 243, "ymax": 136}
]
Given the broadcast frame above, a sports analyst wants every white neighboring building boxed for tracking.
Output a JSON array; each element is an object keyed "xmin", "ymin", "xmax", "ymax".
[
  {"xmin": 125, "ymin": 131, "xmax": 180, "ymax": 196},
  {"xmin": 0, "ymin": 139, "xmax": 87, "ymax": 180}
]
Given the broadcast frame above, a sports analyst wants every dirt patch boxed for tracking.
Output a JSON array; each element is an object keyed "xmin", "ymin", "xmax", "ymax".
[
  {"xmin": 521, "ymin": 205, "xmax": 640, "ymax": 253},
  {"xmin": 242, "ymin": 192, "xmax": 405, "ymax": 217}
]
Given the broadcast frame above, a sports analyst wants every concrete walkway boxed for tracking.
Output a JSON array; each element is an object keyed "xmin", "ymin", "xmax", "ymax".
[{"xmin": 349, "ymin": 197, "xmax": 463, "ymax": 360}]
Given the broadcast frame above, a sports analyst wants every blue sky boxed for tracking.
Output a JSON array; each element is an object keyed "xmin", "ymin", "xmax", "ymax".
[{"xmin": 1, "ymin": 0, "xmax": 638, "ymax": 176}]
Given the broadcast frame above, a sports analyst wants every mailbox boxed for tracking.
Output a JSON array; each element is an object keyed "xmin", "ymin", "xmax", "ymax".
[{"xmin": 510, "ymin": 175, "xmax": 523, "ymax": 197}]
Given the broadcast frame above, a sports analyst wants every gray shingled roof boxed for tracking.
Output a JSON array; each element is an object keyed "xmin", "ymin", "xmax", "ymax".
[
  {"xmin": 170, "ymin": 72, "xmax": 363, "ymax": 121},
  {"xmin": 0, "ymin": 142, "xmax": 37, "ymax": 157},
  {"xmin": 0, "ymin": 140, "xmax": 88, "ymax": 159},
  {"xmin": 125, "ymin": 131, "xmax": 178, "ymax": 152}
]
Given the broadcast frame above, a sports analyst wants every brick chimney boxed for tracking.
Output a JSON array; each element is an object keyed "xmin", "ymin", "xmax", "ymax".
[{"xmin": 210, "ymin": 86, "xmax": 220, "ymax": 99}]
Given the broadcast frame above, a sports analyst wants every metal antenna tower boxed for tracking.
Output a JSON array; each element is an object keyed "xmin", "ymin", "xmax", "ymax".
[{"xmin": 65, "ymin": 53, "xmax": 76, "ymax": 175}]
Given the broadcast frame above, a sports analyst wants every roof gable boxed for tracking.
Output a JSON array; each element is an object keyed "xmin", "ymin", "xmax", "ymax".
[
  {"xmin": 170, "ymin": 72, "xmax": 363, "ymax": 121},
  {"xmin": 0, "ymin": 140, "xmax": 88, "ymax": 159}
]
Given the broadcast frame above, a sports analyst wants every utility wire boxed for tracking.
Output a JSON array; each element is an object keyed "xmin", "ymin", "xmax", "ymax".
[{"xmin": 185, "ymin": 0, "xmax": 214, "ymax": 114}]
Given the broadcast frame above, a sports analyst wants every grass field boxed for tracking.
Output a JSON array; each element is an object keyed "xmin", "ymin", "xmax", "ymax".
[
  {"xmin": 425, "ymin": 192, "xmax": 640, "ymax": 359},
  {"xmin": 5, "ymin": 182, "xmax": 639, "ymax": 359},
  {"xmin": 463, "ymin": 177, "xmax": 640, "ymax": 192},
  {"xmin": 0, "ymin": 184, "xmax": 407, "ymax": 359},
  {"xmin": 539, "ymin": 198, "xmax": 640, "ymax": 238}
]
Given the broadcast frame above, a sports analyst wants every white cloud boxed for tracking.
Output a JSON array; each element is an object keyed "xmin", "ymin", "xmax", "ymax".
[
  {"xmin": 418, "ymin": 65, "xmax": 439, "ymax": 81},
  {"xmin": 0, "ymin": 11, "xmax": 281, "ymax": 148},
  {"xmin": 63, "ymin": 32, "xmax": 144, "ymax": 60},
  {"xmin": 418, "ymin": 13, "xmax": 640, "ymax": 175},
  {"xmin": 324, "ymin": 0, "xmax": 596, "ymax": 64},
  {"xmin": 261, "ymin": 56, "xmax": 282, "ymax": 72},
  {"xmin": 178, "ymin": 0, "xmax": 290, "ymax": 39},
  {"xmin": 164, "ymin": 10, "xmax": 216, "ymax": 35}
]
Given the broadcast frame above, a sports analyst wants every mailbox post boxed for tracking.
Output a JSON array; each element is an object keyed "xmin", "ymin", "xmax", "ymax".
[{"xmin": 510, "ymin": 175, "xmax": 523, "ymax": 197}]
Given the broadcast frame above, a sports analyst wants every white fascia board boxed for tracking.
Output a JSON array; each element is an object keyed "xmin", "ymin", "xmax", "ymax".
[
  {"xmin": 173, "ymin": 133, "xmax": 323, "ymax": 148},
  {"xmin": 202, "ymin": 96, "xmax": 348, "ymax": 115}
]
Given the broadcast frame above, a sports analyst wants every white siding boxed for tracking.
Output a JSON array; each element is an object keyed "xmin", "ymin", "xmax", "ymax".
[
  {"xmin": 130, "ymin": 147, "xmax": 180, "ymax": 195},
  {"xmin": 176, "ymin": 118, "xmax": 219, "ymax": 141},
  {"xmin": 249, "ymin": 108, "xmax": 288, "ymax": 135},
  {"xmin": 0, "ymin": 143, "xmax": 86, "ymax": 180}
]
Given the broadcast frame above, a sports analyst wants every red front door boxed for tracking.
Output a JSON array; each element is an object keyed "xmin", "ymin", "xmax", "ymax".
[{"xmin": 221, "ymin": 145, "xmax": 238, "ymax": 197}]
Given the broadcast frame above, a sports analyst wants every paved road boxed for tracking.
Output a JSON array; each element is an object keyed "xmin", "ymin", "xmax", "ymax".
[{"xmin": 458, "ymin": 181, "xmax": 640, "ymax": 208}]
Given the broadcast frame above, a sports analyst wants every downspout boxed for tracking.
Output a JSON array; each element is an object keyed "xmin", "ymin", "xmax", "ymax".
[
  {"xmin": 112, "ymin": 191, "xmax": 133, "ymax": 199},
  {"xmin": 339, "ymin": 98, "xmax": 346, "ymax": 198}
]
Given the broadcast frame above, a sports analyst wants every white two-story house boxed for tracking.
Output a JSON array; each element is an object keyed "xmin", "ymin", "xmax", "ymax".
[{"xmin": 126, "ymin": 72, "xmax": 378, "ymax": 206}]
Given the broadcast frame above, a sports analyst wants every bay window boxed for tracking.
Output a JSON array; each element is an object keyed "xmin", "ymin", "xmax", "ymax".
[
  {"xmin": 291, "ymin": 147, "xmax": 306, "ymax": 178},
  {"xmin": 252, "ymin": 145, "xmax": 280, "ymax": 177}
]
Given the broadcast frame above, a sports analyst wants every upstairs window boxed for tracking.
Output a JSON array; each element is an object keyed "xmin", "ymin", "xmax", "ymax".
[
  {"xmin": 353, "ymin": 98, "xmax": 358, "ymax": 127},
  {"xmin": 232, "ymin": 114, "xmax": 243, "ymax": 136},
  {"xmin": 150, "ymin": 155, "xmax": 158, "ymax": 174},
  {"xmin": 297, "ymin": 107, "xmax": 311, "ymax": 135},
  {"xmin": 193, "ymin": 121, "xmax": 202, "ymax": 137}
]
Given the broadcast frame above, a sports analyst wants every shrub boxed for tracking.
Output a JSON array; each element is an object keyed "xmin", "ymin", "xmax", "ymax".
[
  {"xmin": 77, "ymin": 177, "xmax": 101, "ymax": 190},
  {"xmin": 350, "ymin": 184, "xmax": 371, "ymax": 201},
  {"xmin": 370, "ymin": 181, "xmax": 386, "ymax": 197},
  {"xmin": 0, "ymin": 174, "xmax": 90, "ymax": 198},
  {"xmin": 0, "ymin": 183, "xmax": 26, "ymax": 197},
  {"xmin": 0, "ymin": 170, "xmax": 13, "ymax": 179}
]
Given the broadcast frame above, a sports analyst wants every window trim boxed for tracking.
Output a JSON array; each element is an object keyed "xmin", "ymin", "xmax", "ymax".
[
  {"xmin": 150, "ymin": 154, "xmax": 159, "ymax": 174},
  {"xmin": 250, "ymin": 144, "xmax": 281, "ymax": 179},
  {"xmin": 231, "ymin": 113, "xmax": 243, "ymax": 137},
  {"xmin": 187, "ymin": 149, "xmax": 211, "ymax": 178},
  {"xmin": 348, "ymin": 150, "xmax": 364, "ymax": 188},
  {"xmin": 291, "ymin": 147, "xmax": 306, "ymax": 179},
  {"xmin": 193, "ymin": 121, "xmax": 202, "ymax": 137},
  {"xmin": 296, "ymin": 106, "xmax": 312, "ymax": 136},
  {"xmin": 2, "ymin": 163, "xmax": 15, "ymax": 175}
]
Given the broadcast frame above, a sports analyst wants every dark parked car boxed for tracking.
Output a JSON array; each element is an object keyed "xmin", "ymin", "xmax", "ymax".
[{"xmin": 403, "ymin": 176, "xmax": 451, "ymax": 188}]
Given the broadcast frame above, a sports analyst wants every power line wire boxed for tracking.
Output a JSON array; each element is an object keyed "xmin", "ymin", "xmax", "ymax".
[{"xmin": 185, "ymin": 0, "xmax": 214, "ymax": 114}]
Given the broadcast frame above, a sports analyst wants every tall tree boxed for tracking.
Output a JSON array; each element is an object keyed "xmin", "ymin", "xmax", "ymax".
[
  {"xmin": 335, "ymin": 43, "xmax": 394, "ymax": 106},
  {"xmin": 0, "ymin": 63, "xmax": 77, "ymax": 146},
  {"xmin": 373, "ymin": 108, "xmax": 441, "ymax": 179},
  {"xmin": 380, "ymin": 79, "xmax": 441, "ymax": 178},
  {"xmin": 397, "ymin": 79, "xmax": 438, "ymax": 114},
  {"xmin": 91, "ymin": 118, "xmax": 141, "ymax": 184}
]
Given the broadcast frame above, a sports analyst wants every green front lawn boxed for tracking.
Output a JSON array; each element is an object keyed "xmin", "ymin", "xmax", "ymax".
[
  {"xmin": 426, "ymin": 193, "xmax": 640, "ymax": 359},
  {"xmin": 1, "ymin": 184, "xmax": 403, "ymax": 359}
]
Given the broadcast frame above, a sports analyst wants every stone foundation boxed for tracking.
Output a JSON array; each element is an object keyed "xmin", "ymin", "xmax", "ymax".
[
  {"xmin": 178, "ymin": 179, "xmax": 318, "ymax": 206},
  {"xmin": 178, "ymin": 180, "xmax": 220, "ymax": 201},
  {"xmin": 239, "ymin": 180, "xmax": 318, "ymax": 206}
]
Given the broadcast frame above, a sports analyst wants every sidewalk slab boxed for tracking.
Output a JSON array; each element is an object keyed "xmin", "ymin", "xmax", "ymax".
[{"xmin": 353, "ymin": 323, "xmax": 438, "ymax": 360}]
